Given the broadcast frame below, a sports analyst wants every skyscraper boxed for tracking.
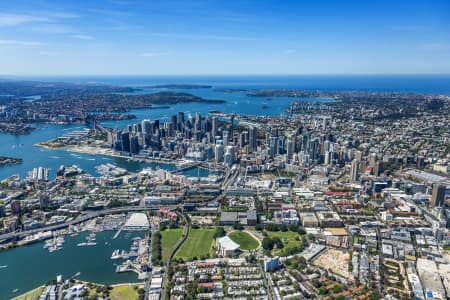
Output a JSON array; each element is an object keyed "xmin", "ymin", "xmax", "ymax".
[
  {"xmin": 350, "ymin": 159, "xmax": 360, "ymax": 182},
  {"xmin": 287, "ymin": 137, "xmax": 294, "ymax": 160},
  {"xmin": 249, "ymin": 126, "xmax": 257, "ymax": 152},
  {"xmin": 121, "ymin": 132, "xmax": 130, "ymax": 152},
  {"xmin": 130, "ymin": 135, "xmax": 140, "ymax": 155},
  {"xmin": 215, "ymin": 144, "xmax": 224, "ymax": 163},
  {"xmin": 211, "ymin": 117, "xmax": 217, "ymax": 140}
]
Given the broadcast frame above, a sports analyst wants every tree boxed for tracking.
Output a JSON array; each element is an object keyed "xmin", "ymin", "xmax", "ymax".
[
  {"xmin": 262, "ymin": 237, "xmax": 274, "ymax": 250},
  {"xmin": 214, "ymin": 227, "xmax": 226, "ymax": 238},
  {"xmin": 233, "ymin": 223, "xmax": 243, "ymax": 230},
  {"xmin": 265, "ymin": 223, "xmax": 279, "ymax": 231},
  {"xmin": 319, "ymin": 286, "xmax": 328, "ymax": 295},
  {"xmin": 255, "ymin": 224, "xmax": 264, "ymax": 231},
  {"xmin": 272, "ymin": 237, "xmax": 284, "ymax": 249}
]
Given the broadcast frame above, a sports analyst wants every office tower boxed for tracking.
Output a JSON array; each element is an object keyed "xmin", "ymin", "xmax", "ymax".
[
  {"xmin": 224, "ymin": 145, "xmax": 235, "ymax": 166},
  {"xmin": 211, "ymin": 117, "xmax": 217, "ymax": 139},
  {"xmin": 171, "ymin": 115, "xmax": 177, "ymax": 130},
  {"xmin": 132, "ymin": 123, "xmax": 138, "ymax": 134},
  {"xmin": 130, "ymin": 135, "xmax": 140, "ymax": 155},
  {"xmin": 226, "ymin": 145, "xmax": 236, "ymax": 162},
  {"xmin": 350, "ymin": 159, "xmax": 360, "ymax": 182},
  {"xmin": 431, "ymin": 184, "xmax": 446, "ymax": 208},
  {"xmin": 141, "ymin": 119, "xmax": 152, "ymax": 136},
  {"xmin": 323, "ymin": 140, "xmax": 330, "ymax": 153},
  {"xmin": 239, "ymin": 132, "xmax": 247, "ymax": 148},
  {"xmin": 195, "ymin": 112, "xmax": 201, "ymax": 131},
  {"xmin": 249, "ymin": 126, "xmax": 257, "ymax": 152},
  {"xmin": 278, "ymin": 136, "xmax": 285, "ymax": 155},
  {"xmin": 322, "ymin": 116, "xmax": 328, "ymax": 129},
  {"xmin": 223, "ymin": 131, "xmax": 229, "ymax": 147},
  {"xmin": 324, "ymin": 151, "xmax": 331, "ymax": 165},
  {"xmin": 178, "ymin": 112, "xmax": 185, "ymax": 123},
  {"xmin": 269, "ymin": 136, "xmax": 278, "ymax": 158},
  {"xmin": 302, "ymin": 132, "xmax": 310, "ymax": 152},
  {"xmin": 230, "ymin": 114, "xmax": 235, "ymax": 138},
  {"xmin": 121, "ymin": 132, "xmax": 130, "ymax": 152},
  {"xmin": 215, "ymin": 144, "xmax": 224, "ymax": 163},
  {"xmin": 287, "ymin": 138, "xmax": 294, "ymax": 160}
]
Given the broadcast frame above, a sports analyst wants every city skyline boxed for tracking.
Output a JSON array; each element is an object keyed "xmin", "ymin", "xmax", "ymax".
[{"xmin": 1, "ymin": 0, "xmax": 450, "ymax": 75}]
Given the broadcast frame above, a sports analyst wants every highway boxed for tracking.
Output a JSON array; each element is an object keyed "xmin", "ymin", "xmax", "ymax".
[{"xmin": 0, "ymin": 205, "xmax": 177, "ymax": 243}]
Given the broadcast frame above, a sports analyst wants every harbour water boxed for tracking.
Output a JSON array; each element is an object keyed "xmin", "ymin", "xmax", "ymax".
[
  {"xmin": 2, "ymin": 75, "xmax": 450, "ymax": 180},
  {"xmin": 0, "ymin": 231, "xmax": 143, "ymax": 299}
]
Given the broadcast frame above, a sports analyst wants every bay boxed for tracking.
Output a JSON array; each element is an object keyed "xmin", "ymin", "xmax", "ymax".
[{"xmin": 1, "ymin": 231, "xmax": 143, "ymax": 299}]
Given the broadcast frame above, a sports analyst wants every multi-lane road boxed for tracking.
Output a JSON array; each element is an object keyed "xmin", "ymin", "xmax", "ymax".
[{"xmin": 0, "ymin": 205, "xmax": 177, "ymax": 243}]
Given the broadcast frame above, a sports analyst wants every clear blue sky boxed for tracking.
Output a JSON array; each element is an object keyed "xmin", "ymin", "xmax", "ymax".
[{"xmin": 1, "ymin": 0, "xmax": 449, "ymax": 75}]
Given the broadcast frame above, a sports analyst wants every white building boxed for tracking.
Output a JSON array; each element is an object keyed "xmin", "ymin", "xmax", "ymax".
[
  {"xmin": 216, "ymin": 236, "xmax": 240, "ymax": 257},
  {"xmin": 123, "ymin": 213, "xmax": 150, "ymax": 230}
]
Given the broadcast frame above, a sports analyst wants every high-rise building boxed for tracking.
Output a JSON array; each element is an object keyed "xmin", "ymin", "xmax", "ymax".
[
  {"xmin": 249, "ymin": 126, "xmax": 257, "ymax": 152},
  {"xmin": 178, "ymin": 111, "xmax": 185, "ymax": 127},
  {"xmin": 239, "ymin": 131, "xmax": 247, "ymax": 148},
  {"xmin": 121, "ymin": 132, "xmax": 130, "ymax": 152},
  {"xmin": 278, "ymin": 136, "xmax": 285, "ymax": 155},
  {"xmin": 211, "ymin": 117, "xmax": 217, "ymax": 139},
  {"xmin": 269, "ymin": 136, "xmax": 278, "ymax": 158},
  {"xmin": 130, "ymin": 135, "xmax": 140, "ymax": 155},
  {"xmin": 223, "ymin": 131, "xmax": 229, "ymax": 147},
  {"xmin": 215, "ymin": 144, "xmax": 224, "ymax": 163},
  {"xmin": 170, "ymin": 115, "xmax": 177, "ymax": 130},
  {"xmin": 287, "ymin": 138, "xmax": 295, "ymax": 160},
  {"xmin": 431, "ymin": 184, "xmax": 446, "ymax": 208},
  {"xmin": 350, "ymin": 159, "xmax": 360, "ymax": 182},
  {"xmin": 141, "ymin": 119, "xmax": 152, "ymax": 136},
  {"xmin": 225, "ymin": 145, "xmax": 236, "ymax": 163}
]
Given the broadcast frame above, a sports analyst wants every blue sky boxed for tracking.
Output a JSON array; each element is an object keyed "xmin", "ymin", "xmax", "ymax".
[{"xmin": 0, "ymin": 0, "xmax": 449, "ymax": 75}]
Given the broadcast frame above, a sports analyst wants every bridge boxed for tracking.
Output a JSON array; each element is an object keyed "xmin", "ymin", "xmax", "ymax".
[{"xmin": 84, "ymin": 114, "xmax": 111, "ymax": 135}]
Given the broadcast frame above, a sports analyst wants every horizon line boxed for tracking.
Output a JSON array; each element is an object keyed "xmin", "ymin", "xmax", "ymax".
[{"xmin": 2, "ymin": 73, "xmax": 450, "ymax": 78}]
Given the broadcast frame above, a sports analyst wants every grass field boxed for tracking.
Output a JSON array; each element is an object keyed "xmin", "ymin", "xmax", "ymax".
[
  {"xmin": 110, "ymin": 284, "xmax": 140, "ymax": 300},
  {"xmin": 228, "ymin": 231, "xmax": 260, "ymax": 250},
  {"xmin": 266, "ymin": 231, "xmax": 303, "ymax": 256},
  {"xmin": 160, "ymin": 228, "xmax": 183, "ymax": 262},
  {"xmin": 175, "ymin": 228, "xmax": 215, "ymax": 260}
]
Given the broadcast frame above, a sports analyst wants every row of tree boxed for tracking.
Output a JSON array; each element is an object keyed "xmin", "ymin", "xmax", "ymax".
[
  {"xmin": 257, "ymin": 223, "xmax": 306, "ymax": 235},
  {"xmin": 151, "ymin": 231, "xmax": 162, "ymax": 265}
]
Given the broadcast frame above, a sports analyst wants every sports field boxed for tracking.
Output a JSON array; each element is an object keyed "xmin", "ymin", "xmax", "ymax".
[
  {"xmin": 160, "ymin": 228, "xmax": 183, "ymax": 262},
  {"xmin": 228, "ymin": 231, "xmax": 260, "ymax": 250},
  {"xmin": 174, "ymin": 228, "xmax": 215, "ymax": 260}
]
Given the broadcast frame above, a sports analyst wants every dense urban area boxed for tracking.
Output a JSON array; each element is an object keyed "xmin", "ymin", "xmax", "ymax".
[{"xmin": 0, "ymin": 80, "xmax": 449, "ymax": 300}]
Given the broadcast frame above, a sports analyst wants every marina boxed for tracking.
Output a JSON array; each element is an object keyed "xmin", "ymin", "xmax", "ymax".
[{"xmin": 0, "ymin": 230, "xmax": 145, "ymax": 299}]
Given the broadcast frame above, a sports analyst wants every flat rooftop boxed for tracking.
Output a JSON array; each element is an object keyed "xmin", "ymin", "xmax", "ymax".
[{"xmin": 124, "ymin": 213, "xmax": 150, "ymax": 229}]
